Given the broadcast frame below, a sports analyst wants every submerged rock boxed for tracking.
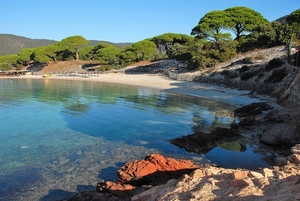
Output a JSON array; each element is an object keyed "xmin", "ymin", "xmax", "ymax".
[{"xmin": 169, "ymin": 126, "xmax": 239, "ymax": 154}]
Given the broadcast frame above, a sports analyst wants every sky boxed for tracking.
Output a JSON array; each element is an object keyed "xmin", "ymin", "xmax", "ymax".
[{"xmin": 1, "ymin": 0, "xmax": 299, "ymax": 43}]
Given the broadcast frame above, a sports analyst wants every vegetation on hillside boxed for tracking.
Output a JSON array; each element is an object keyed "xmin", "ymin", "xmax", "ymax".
[
  {"xmin": 0, "ymin": 34, "xmax": 56, "ymax": 55},
  {"xmin": 0, "ymin": 34, "xmax": 131, "ymax": 56},
  {"xmin": 0, "ymin": 7, "xmax": 299, "ymax": 72}
]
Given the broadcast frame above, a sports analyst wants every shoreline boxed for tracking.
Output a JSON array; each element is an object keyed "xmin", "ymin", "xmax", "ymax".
[
  {"xmin": 2, "ymin": 73, "xmax": 273, "ymax": 106},
  {"xmin": 2, "ymin": 72, "xmax": 294, "ymax": 201}
]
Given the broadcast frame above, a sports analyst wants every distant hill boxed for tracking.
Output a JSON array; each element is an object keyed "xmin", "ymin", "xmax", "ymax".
[
  {"xmin": 0, "ymin": 34, "xmax": 132, "ymax": 56},
  {"xmin": 0, "ymin": 34, "xmax": 57, "ymax": 55},
  {"xmin": 87, "ymin": 40, "xmax": 132, "ymax": 49}
]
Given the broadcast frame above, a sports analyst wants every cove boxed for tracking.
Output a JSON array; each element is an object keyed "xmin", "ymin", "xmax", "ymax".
[{"xmin": 0, "ymin": 78, "xmax": 275, "ymax": 200}]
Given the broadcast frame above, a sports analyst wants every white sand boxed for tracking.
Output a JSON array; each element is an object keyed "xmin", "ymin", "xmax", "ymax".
[{"xmin": 5, "ymin": 73, "xmax": 271, "ymax": 106}]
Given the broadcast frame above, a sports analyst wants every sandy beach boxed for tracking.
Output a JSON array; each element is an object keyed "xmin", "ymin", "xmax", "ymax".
[{"xmin": 5, "ymin": 72, "xmax": 271, "ymax": 106}]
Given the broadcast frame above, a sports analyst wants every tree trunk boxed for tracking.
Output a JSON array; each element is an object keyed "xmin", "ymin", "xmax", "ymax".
[{"xmin": 75, "ymin": 48, "xmax": 79, "ymax": 60}]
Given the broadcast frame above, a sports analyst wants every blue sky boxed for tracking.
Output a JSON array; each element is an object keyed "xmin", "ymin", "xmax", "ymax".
[{"xmin": 1, "ymin": 0, "xmax": 298, "ymax": 43}]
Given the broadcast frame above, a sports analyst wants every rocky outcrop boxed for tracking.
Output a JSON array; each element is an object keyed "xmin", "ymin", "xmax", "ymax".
[
  {"xmin": 94, "ymin": 154, "xmax": 198, "ymax": 199},
  {"xmin": 116, "ymin": 154, "xmax": 199, "ymax": 185},
  {"xmin": 67, "ymin": 145, "xmax": 300, "ymax": 201},
  {"xmin": 257, "ymin": 104, "xmax": 300, "ymax": 145},
  {"xmin": 281, "ymin": 72, "xmax": 300, "ymax": 107},
  {"xmin": 261, "ymin": 65, "xmax": 300, "ymax": 145},
  {"xmin": 132, "ymin": 144, "xmax": 300, "ymax": 201}
]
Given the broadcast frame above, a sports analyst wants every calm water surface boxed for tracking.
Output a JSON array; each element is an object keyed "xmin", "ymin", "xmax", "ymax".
[{"xmin": 0, "ymin": 78, "xmax": 274, "ymax": 200}]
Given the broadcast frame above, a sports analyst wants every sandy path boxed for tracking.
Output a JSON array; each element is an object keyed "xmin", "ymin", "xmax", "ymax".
[{"xmin": 4, "ymin": 73, "xmax": 271, "ymax": 106}]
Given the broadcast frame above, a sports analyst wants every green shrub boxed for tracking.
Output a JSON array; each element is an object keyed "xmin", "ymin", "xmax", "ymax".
[
  {"xmin": 264, "ymin": 68, "xmax": 287, "ymax": 83},
  {"xmin": 98, "ymin": 65, "xmax": 113, "ymax": 71},
  {"xmin": 0, "ymin": 63, "xmax": 12, "ymax": 71},
  {"xmin": 221, "ymin": 70, "xmax": 239, "ymax": 79},
  {"xmin": 188, "ymin": 56, "xmax": 203, "ymax": 70},
  {"xmin": 243, "ymin": 56, "xmax": 255, "ymax": 64},
  {"xmin": 240, "ymin": 68, "xmax": 261, "ymax": 80},
  {"xmin": 15, "ymin": 63, "xmax": 23, "ymax": 70},
  {"xmin": 239, "ymin": 65, "xmax": 250, "ymax": 73},
  {"xmin": 227, "ymin": 71, "xmax": 239, "ymax": 79},
  {"xmin": 174, "ymin": 52, "xmax": 193, "ymax": 61},
  {"xmin": 264, "ymin": 58, "xmax": 284, "ymax": 71}
]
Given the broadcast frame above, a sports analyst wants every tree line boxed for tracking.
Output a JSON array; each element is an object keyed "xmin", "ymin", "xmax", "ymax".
[{"xmin": 0, "ymin": 6, "xmax": 299, "ymax": 71}]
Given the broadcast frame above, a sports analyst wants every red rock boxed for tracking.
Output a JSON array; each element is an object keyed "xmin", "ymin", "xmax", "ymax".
[
  {"xmin": 105, "ymin": 181, "xmax": 136, "ymax": 191},
  {"xmin": 97, "ymin": 153, "xmax": 198, "ymax": 196},
  {"xmin": 118, "ymin": 154, "xmax": 199, "ymax": 185}
]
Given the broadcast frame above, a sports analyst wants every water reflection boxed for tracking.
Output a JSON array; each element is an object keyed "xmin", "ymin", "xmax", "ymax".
[{"xmin": 0, "ymin": 79, "xmax": 271, "ymax": 169}]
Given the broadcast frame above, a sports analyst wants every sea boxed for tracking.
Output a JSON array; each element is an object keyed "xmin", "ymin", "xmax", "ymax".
[{"xmin": 0, "ymin": 78, "xmax": 278, "ymax": 200}]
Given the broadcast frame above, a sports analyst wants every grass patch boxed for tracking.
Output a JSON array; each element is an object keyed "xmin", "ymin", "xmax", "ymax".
[{"xmin": 254, "ymin": 54, "xmax": 266, "ymax": 60}]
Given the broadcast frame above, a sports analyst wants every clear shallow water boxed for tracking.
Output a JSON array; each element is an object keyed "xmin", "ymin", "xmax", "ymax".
[{"xmin": 0, "ymin": 78, "xmax": 273, "ymax": 200}]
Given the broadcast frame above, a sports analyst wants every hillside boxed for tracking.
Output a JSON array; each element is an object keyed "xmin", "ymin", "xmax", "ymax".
[
  {"xmin": 0, "ymin": 34, "xmax": 132, "ymax": 56},
  {"xmin": 87, "ymin": 40, "xmax": 131, "ymax": 49},
  {"xmin": 0, "ymin": 34, "xmax": 57, "ymax": 55}
]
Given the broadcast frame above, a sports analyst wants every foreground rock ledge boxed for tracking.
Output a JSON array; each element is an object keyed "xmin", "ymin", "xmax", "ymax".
[{"xmin": 68, "ymin": 147, "xmax": 300, "ymax": 201}]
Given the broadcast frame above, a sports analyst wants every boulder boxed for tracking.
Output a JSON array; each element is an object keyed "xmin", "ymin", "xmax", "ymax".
[
  {"xmin": 117, "ymin": 153, "xmax": 199, "ymax": 185},
  {"xmin": 96, "ymin": 154, "xmax": 198, "ymax": 197}
]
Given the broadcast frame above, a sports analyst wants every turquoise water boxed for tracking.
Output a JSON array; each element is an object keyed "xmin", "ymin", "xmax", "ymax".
[{"xmin": 0, "ymin": 78, "xmax": 273, "ymax": 200}]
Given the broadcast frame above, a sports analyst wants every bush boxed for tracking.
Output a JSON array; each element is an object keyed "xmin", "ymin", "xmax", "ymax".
[
  {"xmin": 98, "ymin": 65, "xmax": 113, "ymax": 71},
  {"xmin": 240, "ymin": 68, "xmax": 261, "ymax": 80},
  {"xmin": 264, "ymin": 68, "xmax": 287, "ymax": 83},
  {"xmin": 264, "ymin": 58, "xmax": 284, "ymax": 71},
  {"xmin": 227, "ymin": 71, "xmax": 239, "ymax": 79},
  {"xmin": 221, "ymin": 70, "xmax": 239, "ymax": 79},
  {"xmin": 243, "ymin": 56, "xmax": 255, "ymax": 64},
  {"xmin": 0, "ymin": 62, "xmax": 14, "ymax": 71},
  {"xmin": 174, "ymin": 52, "xmax": 193, "ymax": 61},
  {"xmin": 239, "ymin": 65, "xmax": 250, "ymax": 73},
  {"xmin": 15, "ymin": 63, "xmax": 23, "ymax": 70}
]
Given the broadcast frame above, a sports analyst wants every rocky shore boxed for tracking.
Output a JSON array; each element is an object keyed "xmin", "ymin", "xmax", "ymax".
[{"xmin": 66, "ymin": 144, "xmax": 300, "ymax": 201}]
